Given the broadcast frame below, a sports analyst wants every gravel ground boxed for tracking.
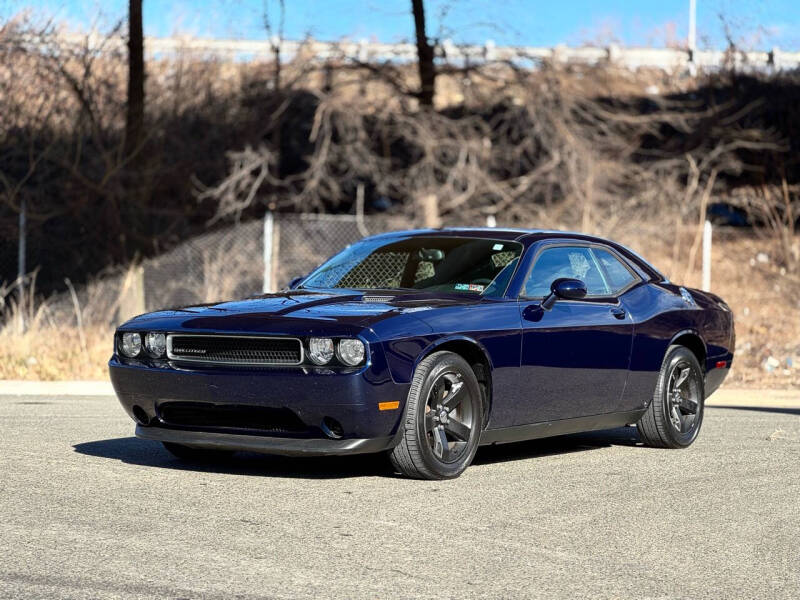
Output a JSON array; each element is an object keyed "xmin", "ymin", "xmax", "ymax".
[{"xmin": 1, "ymin": 392, "xmax": 798, "ymax": 599}]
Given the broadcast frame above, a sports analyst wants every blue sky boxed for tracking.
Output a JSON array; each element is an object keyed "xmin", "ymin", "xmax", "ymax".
[{"xmin": 6, "ymin": 0, "xmax": 799, "ymax": 49}]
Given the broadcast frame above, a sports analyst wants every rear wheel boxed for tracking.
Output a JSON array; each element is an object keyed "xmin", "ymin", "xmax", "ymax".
[
  {"xmin": 162, "ymin": 442, "xmax": 234, "ymax": 462},
  {"xmin": 389, "ymin": 351, "xmax": 483, "ymax": 480},
  {"xmin": 637, "ymin": 345, "xmax": 705, "ymax": 448}
]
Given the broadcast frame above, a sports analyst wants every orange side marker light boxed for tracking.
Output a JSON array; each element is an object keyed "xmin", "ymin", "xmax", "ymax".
[{"xmin": 378, "ymin": 401, "xmax": 400, "ymax": 411}]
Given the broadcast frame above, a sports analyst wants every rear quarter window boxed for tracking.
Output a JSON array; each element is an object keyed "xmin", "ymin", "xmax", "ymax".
[{"xmin": 593, "ymin": 247, "xmax": 637, "ymax": 293}]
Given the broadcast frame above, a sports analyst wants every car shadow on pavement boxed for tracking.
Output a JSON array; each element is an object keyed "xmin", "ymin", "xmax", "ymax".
[
  {"xmin": 74, "ymin": 427, "xmax": 645, "ymax": 479},
  {"xmin": 73, "ymin": 437, "xmax": 392, "ymax": 479},
  {"xmin": 473, "ymin": 426, "xmax": 642, "ymax": 467}
]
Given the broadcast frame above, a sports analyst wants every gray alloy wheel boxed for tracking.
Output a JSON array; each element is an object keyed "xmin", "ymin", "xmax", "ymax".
[
  {"xmin": 637, "ymin": 345, "xmax": 705, "ymax": 448},
  {"xmin": 162, "ymin": 442, "xmax": 234, "ymax": 462},
  {"xmin": 389, "ymin": 351, "xmax": 483, "ymax": 480}
]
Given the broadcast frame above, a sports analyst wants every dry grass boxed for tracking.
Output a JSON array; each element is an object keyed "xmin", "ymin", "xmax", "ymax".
[
  {"xmin": 0, "ymin": 266, "xmax": 126, "ymax": 381},
  {"xmin": 0, "ymin": 324, "xmax": 112, "ymax": 380}
]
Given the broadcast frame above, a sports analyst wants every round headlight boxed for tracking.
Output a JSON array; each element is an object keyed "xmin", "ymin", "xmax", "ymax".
[
  {"xmin": 337, "ymin": 339, "xmax": 365, "ymax": 366},
  {"xmin": 308, "ymin": 337, "xmax": 334, "ymax": 365},
  {"xmin": 145, "ymin": 332, "xmax": 167, "ymax": 357},
  {"xmin": 120, "ymin": 332, "xmax": 141, "ymax": 358}
]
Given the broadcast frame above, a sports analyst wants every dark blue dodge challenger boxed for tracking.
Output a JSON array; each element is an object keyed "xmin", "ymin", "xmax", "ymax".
[{"xmin": 110, "ymin": 228, "xmax": 734, "ymax": 479}]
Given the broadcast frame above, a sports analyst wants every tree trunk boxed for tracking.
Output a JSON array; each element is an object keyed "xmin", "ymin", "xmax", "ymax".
[
  {"xmin": 125, "ymin": 0, "xmax": 145, "ymax": 158},
  {"xmin": 411, "ymin": 0, "xmax": 435, "ymax": 107}
]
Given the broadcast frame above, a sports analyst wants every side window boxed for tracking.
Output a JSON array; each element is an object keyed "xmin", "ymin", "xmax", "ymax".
[
  {"xmin": 592, "ymin": 248, "xmax": 637, "ymax": 293},
  {"xmin": 523, "ymin": 246, "xmax": 610, "ymax": 297}
]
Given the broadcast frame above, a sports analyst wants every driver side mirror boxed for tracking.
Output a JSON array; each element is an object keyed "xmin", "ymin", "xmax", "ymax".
[{"xmin": 541, "ymin": 278, "xmax": 587, "ymax": 310}]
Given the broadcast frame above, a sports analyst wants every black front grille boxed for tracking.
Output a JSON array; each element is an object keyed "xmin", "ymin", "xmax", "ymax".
[
  {"xmin": 158, "ymin": 402, "xmax": 307, "ymax": 433},
  {"xmin": 167, "ymin": 335, "xmax": 302, "ymax": 366}
]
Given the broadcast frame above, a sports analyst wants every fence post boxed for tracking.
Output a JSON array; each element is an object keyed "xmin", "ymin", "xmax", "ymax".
[
  {"xmin": 263, "ymin": 212, "xmax": 274, "ymax": 293},
  {"xmin": 701, "ymin": 220, "xmax": 712, "ymax": 291},
  {"xmin": 17, "ymin": 197, "xmax": 26, "ymax": 333},
  {"xmin": 118, "ymin": 264, "xmax": 145, "ymax": 322},
  {"xmin": 484, "ymin": 39, "xmax": 496, "ymax": 61},
  {"xmin": 770, "ymin": 46, "xmax": 780, "ymax": 70},
  {"xmin": 271, "ymin": 216, "xmax": 280, "ymax": 291},
  {"xmin": 418, "ymin": 194, "xmax": 441, "ymax": 228},
  {"xmin": 686, "ymin": 0, "xmax": 698, "ymax": 76}
]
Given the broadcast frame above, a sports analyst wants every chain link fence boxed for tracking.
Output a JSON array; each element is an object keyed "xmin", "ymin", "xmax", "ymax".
[
  {"xmin": 0, "ymin": 210, "xmax": 765, "ymax": 329},
  {"xmin": 137, "ymin": 213, "xmax": 741, "ymax": 313},
  {"xmin": 144, "ymin": 219, "xmax": 264, "ymax": 309},
  {"xmin": 0, "ymin": 213, "xmax": 414, "ymax": 328},
  {"xmin": 272, "ymin": 214, "xmax": 411, "ymax": 290},
  {"xmin": 0, "ymin": 202, "xmax": 23, "ymax": 311}
]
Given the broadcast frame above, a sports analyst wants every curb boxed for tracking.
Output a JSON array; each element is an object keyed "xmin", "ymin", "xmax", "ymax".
[
  {"xmin": 706, "ymin": 388, "xmax": 800, "ymax": 409},
  {"xmin": 0, "ymin": 382, "xmax": 798, "ymax": 407},
  {"xmin": 0, "ymin": 380, "xmax": 114, "ymax": 396}
]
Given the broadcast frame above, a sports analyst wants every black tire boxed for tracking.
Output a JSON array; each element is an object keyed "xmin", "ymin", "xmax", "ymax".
[
  {"xmin": 637, "ymin": 345, "xmax": 705, "ymax": 448},
  {"xmin": 162, "ymin": 442, "xmax": 234, "ymax": 462},
  {"xmin": 389, "ymin": 351, "xmax": 483, "ymax": 480}
]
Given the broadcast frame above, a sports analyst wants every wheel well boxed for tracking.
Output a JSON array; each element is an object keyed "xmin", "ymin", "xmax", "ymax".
[
  {"xmin": 428, "ymin": 340, "xmax": 492, "ymax": 427},
  {"xmin": 672, "ymin": 334, "xmax": 706, "ymax": 371}
]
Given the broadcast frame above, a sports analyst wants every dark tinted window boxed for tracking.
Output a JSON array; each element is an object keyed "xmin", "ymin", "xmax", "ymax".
[
  {"xmin": 524, "ymin": 246, "xmax": 610, "ymax": 297},
  {"xmin": 302, "ymin": 236, "xmax": 523, "ymax": 297},
  {"xmin": 593, "ymin": 247, "xmax": 637, "ymax": 293}
]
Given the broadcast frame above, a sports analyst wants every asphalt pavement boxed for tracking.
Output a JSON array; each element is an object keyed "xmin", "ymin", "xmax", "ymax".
[{"xmin": 1, "ymin": 391, "xmax": 798, "ymax": 599}]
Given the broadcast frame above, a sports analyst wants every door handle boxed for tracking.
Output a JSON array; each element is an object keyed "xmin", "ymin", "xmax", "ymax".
[{"xmin": 610, "ymin": 307, "xmax": 626, "ymax": 320}]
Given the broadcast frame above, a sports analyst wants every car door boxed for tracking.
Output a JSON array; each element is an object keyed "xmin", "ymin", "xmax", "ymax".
[{"xmin": 514, "ymin": 243, "xmax": 638, "ymax": 425}]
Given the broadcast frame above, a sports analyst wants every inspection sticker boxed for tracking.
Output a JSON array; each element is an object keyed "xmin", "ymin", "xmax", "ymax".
[{"xmin": 455, "ymin": 283, "xmax": 485, "ymax": 292}]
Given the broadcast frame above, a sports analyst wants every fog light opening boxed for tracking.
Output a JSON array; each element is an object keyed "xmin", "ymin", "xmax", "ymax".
[
  {"xmin": 132, "ymin": 405, "xmax": 150, "ymax": 426},
  {"xmin": 321, "ymin": 417, "xmax": 344, "ymax": 439}
]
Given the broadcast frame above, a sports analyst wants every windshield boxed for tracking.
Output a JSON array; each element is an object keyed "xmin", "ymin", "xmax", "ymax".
[{"xmin": 301, "ymin": 236, "xmax": 523, "ymax": 297}]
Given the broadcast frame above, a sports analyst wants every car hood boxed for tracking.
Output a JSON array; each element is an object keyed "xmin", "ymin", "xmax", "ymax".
[{"xmin": 119, "ymin": 290, "xmax": 482, "ymax": 335}]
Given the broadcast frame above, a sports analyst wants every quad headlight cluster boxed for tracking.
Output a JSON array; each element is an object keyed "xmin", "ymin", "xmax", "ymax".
[
  {"xmin": 119, "ymin": 331, "xmax": 167, "ymax": 358},
  {"xmin": 307, "ymin": 337, "xmax": 366, "ymax": 366},
  {"xmin": 118, "ymin": 332, "xmax": 366, "ymax": 367}
]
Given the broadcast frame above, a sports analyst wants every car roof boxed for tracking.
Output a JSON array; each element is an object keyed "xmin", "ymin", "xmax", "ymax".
[
  {"xmin": 362, "ymin": 227, "xmax": 666, "ymax": 281},
  {"xmin": 361, "ymin": 226, "xmax": 629, "ymax": 244},
  {"xmin": 361, "ymin": 227, "xmax": 536, "ymax": 242}
]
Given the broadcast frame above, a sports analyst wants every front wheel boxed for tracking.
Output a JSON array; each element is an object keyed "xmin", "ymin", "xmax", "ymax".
[
  {"xmin": 389, "ymin": 351, "xmax": 483, "ymax": 480},
  {"xmin": 637, "ymin": 345, "xmax": 705, "ymax": 448}
]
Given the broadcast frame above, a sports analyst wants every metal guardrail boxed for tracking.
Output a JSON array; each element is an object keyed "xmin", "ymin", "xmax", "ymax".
[{"xmin": 32, "ymin": 34, "xmax": 800, "ymax": 71}]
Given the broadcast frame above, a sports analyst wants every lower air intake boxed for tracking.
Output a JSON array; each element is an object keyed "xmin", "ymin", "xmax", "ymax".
[{"xmin": 158, "ymin": 402, "xmax": 307, "ymax": 433}]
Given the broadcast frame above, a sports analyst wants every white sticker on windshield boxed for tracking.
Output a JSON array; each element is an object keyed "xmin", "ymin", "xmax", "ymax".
[
  {"xmin": 455, "ymin": 283, "xmax": 485, "ymax": 292},
  {"xmin": 492, "ymin": 243, "xmax": 504, "ymax": 251}
]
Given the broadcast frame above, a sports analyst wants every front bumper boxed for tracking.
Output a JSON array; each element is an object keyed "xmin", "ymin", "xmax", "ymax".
[
  {"xmin": 135, "ymin": 424, "xmax": 396, "ymax": 456},
  {"xmin": 109, "ymin": 351, "xmax": 410, "ymax": 453}
]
